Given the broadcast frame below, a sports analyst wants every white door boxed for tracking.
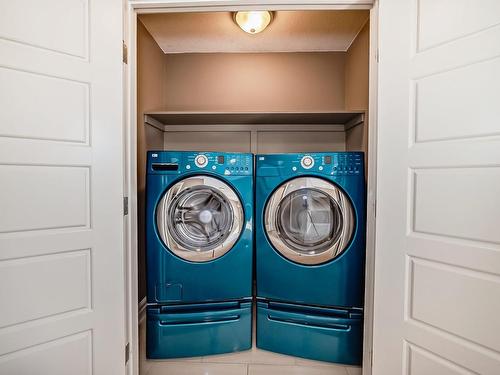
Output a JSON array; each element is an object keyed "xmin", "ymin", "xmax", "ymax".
[
  {"xmin": 0, "ymin": 1, "xmax": 125, "ymax": 374},
  {"xmin": 373, "ymin": 1, "xmax": 500, "ymax": 374}
]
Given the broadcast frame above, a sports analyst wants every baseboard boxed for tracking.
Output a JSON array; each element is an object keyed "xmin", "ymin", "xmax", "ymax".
[{"xmin": 138, "ymin": 297, "xmax": 147, "ymax": 324}]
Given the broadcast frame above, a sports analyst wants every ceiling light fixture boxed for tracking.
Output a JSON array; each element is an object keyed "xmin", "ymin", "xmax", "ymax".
[{"xmin": 233, "ymin": 11, "xmax": 273, "ymax": 34}]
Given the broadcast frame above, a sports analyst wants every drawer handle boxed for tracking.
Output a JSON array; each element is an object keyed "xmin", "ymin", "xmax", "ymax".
[
  {"xmin": 160, "ymin": 314, "xmax": 240, "ymax": 326},
  {"xmin": 268, "ymin": 314, "xmax": 350, "ymax": 331}
]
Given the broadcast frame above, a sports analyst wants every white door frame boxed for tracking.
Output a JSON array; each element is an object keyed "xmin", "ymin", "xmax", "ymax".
[{"xmin": 123, "ymin": 2, "xmax": 378, "ymax": 375}]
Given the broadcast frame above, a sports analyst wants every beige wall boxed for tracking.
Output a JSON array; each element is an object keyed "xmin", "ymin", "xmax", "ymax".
[
  {"xmin": 345, "ymin": 22, "xmax": 369, "ymax": 110},
  {"xmin": 344, "ymin": 21, "xmax": 370, "ymax": 154},
  {"xmin": 164, "ymin": 131, "xmax": 251, "ymax": 152},
  {"xmin": 159, "ymin": 51, "xmax": 366, "ymax": 155},
  {"xmin": 162, "ymin": 52, "xmax": 346, "ymax": 112},
  {"xmin": 137, "ymin": 20, "xmax": 165, "ymax": 301},
  {"xmin": 163, "ymin": 129, "xmax": 346, "ymax": 154}
]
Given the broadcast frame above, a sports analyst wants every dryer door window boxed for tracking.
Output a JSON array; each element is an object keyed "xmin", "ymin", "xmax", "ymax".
[
  {"xmin": 156, "ymin": 176, "xmax": 244, "ymax": 262},
  {"xmin": 265, "ymin": 177, "xmax": 355, "ymax": 265}
]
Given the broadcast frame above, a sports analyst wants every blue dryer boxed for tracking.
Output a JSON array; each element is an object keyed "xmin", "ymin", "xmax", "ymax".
[
  {"xmin": 146, "ymin": 151, "xmax": 253, "ymax": 359},
  {"xmin": 255, "ymin": 152, "xmax": 366, "ymax": 365}
]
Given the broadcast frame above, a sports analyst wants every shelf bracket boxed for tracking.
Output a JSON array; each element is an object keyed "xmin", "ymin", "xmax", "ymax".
[
  {"xmin": 344, "ymin": 112, "xmax": 365, "ymax": 131},
  {"xmin": 144, "ymin": 114, "xmax": 166, "ymax": 132}
]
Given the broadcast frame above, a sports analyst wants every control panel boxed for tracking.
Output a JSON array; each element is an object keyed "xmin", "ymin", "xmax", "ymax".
[
  {"xmin": 266, "ymin": 152, "xmax": 364, "ymax": 176},
  {"xmin": 295, "ymin": 153, "xmax": 363, "ymax": 176},
  {"xmin": 148, "ymin": 151, "xmax": 253, "ymax": 176},
  {"xmin": 188, "ymin": 153, "xmax": 253, "ymax": 176},
  {"xmin": 256, "ymin": 153, "xmax": 363, "ymax": 177}
]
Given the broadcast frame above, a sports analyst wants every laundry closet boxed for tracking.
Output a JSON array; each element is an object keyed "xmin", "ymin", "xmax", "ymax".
[
  {"xmin": 135, "ymin": 9, "xmax": 372, "ymax": 375},
  {"xmin": 1, "ymin": 1, "xmax": 498, "ymax": 374}
]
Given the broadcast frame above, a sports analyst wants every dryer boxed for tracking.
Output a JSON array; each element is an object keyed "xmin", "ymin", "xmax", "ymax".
[
  {"xmin": 146, "ymin": 151, "xmax": 253, "ymax": 359},
  {"xmin": 255, "ymin": 152, "xmax": 365, "ymax": 365}
]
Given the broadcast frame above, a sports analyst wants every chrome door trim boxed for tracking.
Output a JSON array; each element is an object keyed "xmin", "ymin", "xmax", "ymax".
[
  {"xmin": 156, "ymin": 175, "xmax": 244, "ymax": 262},
  {"xmin": 264, "ymin": 176, "xmax": 355, "ymax": 265}
]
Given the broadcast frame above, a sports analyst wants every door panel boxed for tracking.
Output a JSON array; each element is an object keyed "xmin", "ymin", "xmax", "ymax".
[
  {"xmin": 415, "ymin": 0, "xmax": 500, "ymax": 52},
  {"xmin": 413, "ymin": 57, "xmax": 500, "ymax": 142},
  {"xmin": 0, "ymin": 331, "xmax": 92, "ymax": 375},
  {"xmin": 409, "ymin": 258, "xmax": 500, "ymax": 352},
  {"xmin": 0, "ymin": 0, "xmax": 124, "ymax": 374},
  {"xmin": 412, "ymin": 168, "xmax": 500, "ymax": 242},
  {"xmin": 0, "ymin": 250, "xmax": 90, "ymax": 329},
  {"xmin": 374, "ymin": 0, "xmax": 500, "ymax": 374},
  {"xmin": 405, "ymin": 343, "xmax": 475, "ymax": 375},
  {"xmin": 0, "ymin": 0, "xmax": 88, "ymax": 58},
  {"xmin": 0, "ymin": 165, "xmax": 90, "ymax": 233},
  {"xmin": 0, "ymin": 66, "xmax": 89, "ymax": 142}
]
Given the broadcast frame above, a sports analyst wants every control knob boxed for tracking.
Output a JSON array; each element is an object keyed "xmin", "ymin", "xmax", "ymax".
[
  {"xmin": 300, "ymin": 155, "xmax": 314, "ymax": 169},
  {"xmin": 194, "ymin": 154, "xmax": 208, "ymax": 168}
]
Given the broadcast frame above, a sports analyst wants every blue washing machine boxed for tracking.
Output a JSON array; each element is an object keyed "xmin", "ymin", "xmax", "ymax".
[
  {"xmin": 146, "ymin": 151, "xmax": 253, "ymax": 359},
  {"xmin": 255, "ymin": 152, "xmax": 366, "ymax": 365}
]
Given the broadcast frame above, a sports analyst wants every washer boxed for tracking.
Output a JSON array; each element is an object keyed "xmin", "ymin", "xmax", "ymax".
[
  {"xmin": 146, "ymin": 151, "xmax": 253, "ymax": 359},
  {"xmin": 255, "ymin": 152, "xmax": 366, "ymax": 365}
]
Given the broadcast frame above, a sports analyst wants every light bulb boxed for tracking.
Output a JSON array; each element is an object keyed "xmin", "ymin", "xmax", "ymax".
[{"xmin": 234, "ymin": 11, "xmax": 273, "ymax": 34}]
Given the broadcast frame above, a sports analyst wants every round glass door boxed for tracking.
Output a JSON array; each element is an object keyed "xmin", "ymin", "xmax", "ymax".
[
  {"xmin": 264, "ymin": 177, "xmax": 355, "ymax": 265},
  {"xmin": 156, "ymin": 176, "xmax": 244, "ymax": 262}
]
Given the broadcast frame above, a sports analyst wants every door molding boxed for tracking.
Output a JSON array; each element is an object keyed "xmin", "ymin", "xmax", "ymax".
[{"xmin": 124, "ymin": 2, "xmax": 378, "ymax": 375}]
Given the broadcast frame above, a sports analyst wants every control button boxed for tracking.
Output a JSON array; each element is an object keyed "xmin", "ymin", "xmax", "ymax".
[
  {"xmin": 301, "ymin": 156, "xmax": 314, "ymax": 169},
  {"xmin": 194, "ymin": 154, "xmax": 208, "ymax": 168}
]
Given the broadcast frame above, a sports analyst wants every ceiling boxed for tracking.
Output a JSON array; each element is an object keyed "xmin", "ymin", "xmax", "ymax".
[{"xmin": 139, "ymin": 10, "xmax": 369, "ymax": 54}]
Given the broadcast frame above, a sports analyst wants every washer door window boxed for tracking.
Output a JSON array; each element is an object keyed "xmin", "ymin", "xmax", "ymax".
[
  {"xmin": 156, "ymin": 176, "xmax": 244, "ymax": 262},
  {"xmin": 265, "ymin": 177, "xmax": 355, "ymax": 265}
]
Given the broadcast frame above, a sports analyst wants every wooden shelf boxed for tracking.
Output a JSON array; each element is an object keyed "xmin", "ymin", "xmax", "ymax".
[{"xmin": 144, "ymin": 111, "xmax": 365, "ymax": 132}]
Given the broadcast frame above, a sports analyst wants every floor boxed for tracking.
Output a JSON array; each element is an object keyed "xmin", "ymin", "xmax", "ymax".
[{"xmin": 139, "ymin": 319, "xmax": 362, "ymax": 375}]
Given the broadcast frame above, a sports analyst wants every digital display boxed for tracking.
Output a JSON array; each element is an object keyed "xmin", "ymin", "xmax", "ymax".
[
  {"xmin": 324, "ymin": 156, "xmax": 332, "ymax": 164},
  {"xmin": 152, "ymin": 163, "xmax": 178, "ymax": 171},
  {"xmin": 217, "ymin": 155, "xmax": 225, "ymax": 164}
]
